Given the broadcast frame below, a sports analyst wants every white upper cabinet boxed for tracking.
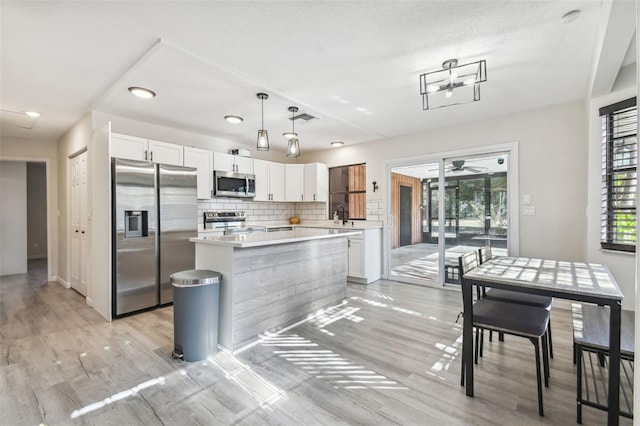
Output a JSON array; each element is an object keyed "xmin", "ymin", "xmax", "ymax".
[
  {"xmin": 148, "ymin": 140, "xmax": 183, "ymax": 165},
  {"xmin": 269, "ymin": 162, "xmax": 285, "ymax": 201},
  {"xmin": 304, "ymin": 162, "xmax": 328, "ymax": 202},
  {"xmin": 253, "ymin": 159, "xmax": 270, "ymax": 201},
  {"xmin": 111, "ymin": 133, "xmax": 148, "ymax": 161},
  {"xmin": 213, "ymin": 152, "xmax": 253, "ymax": 174},
  {"xmin": 110, "ymin": 133, "xmax": 183, "ymax": 166},
  {"xmin": 235, "ymin": 156, "xmax": 253, "ymax": 174},
  {"xmin": 253, "ymin": 159, "xmax": 285, "ymax": 201},
  {"xmin": 184, "ymin": 146, "xmax": 214, "ymax": 199},
  {"xmin": 285, "ymin": 164, "xmax": 304, "ymax": 202}
]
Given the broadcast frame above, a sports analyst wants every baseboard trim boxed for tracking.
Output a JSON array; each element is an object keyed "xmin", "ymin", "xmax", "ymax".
[
  {"xmin": 56, "ymin": 276, "xmax": 71, "ymax": 289},
  {"xmin": 85, "ymin": 297, "xmax": 93, "ymax": 307},
  {"xmin": 27, "ymin": 255, "xmax": 47, "ymax": 260}
]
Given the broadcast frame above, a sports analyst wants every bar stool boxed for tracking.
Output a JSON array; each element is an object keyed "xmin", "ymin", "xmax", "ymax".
[{"xmin": 572, "ymin": 303, "xmax": 634, "ymax": 423}]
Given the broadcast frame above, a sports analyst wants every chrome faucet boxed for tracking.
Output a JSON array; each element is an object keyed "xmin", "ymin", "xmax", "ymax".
[{"xmin": 335, "ymin": 204, "xmax": 348, "ymax": 225}]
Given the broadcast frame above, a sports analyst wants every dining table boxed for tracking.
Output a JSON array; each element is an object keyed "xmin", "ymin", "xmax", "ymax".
[{"xmin": 461, "ymin": 256, "xmax": 625, "ymax": 425}]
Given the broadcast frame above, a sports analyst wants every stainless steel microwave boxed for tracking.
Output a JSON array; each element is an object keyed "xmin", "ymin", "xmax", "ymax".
[{"xmin": 214, "ymin": 171, "xmax": 256, "ymax": 198}]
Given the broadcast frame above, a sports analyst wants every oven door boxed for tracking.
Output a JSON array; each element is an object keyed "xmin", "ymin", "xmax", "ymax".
[{"xmin": 214, "ymin": 171, "xmax": 255, "ymax": 198}]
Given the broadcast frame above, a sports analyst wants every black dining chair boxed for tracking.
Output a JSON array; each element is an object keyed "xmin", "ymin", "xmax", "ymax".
[
  {"xmin": 459, "ymin": 251, "xmax": 550, "ymax": 416},
  {"xmin": 478, "ymin": 246, "xmax": 554, "ymax": 359}
]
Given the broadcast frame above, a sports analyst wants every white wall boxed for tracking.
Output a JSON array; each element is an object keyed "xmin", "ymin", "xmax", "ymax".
[
  {"xmin": 304, "ymin": 100, "xmax": 589, "ymax": 264},
  {"xmin": 27, "ymin": 162, "xmax": 48, "ymax": 259},
  {"xmin": 0, "ymin": 137, "xmax": 58, "ymax": 281},
  {"xmin": 0, "ymin": 161, "xmax": 27, "ymax": 275}
]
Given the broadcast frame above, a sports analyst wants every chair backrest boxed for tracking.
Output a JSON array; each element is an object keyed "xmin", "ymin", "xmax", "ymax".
[
  {"xmin": 478, "ymin": 246, "xmax": 492, "ymax": 264},
  {"xmin": 458, "ymin": 251, "xmax": 480, "ymax": 303},
  {"xmin": 458, "ymin": 251, "xmax": 479, "ymax": 276}
]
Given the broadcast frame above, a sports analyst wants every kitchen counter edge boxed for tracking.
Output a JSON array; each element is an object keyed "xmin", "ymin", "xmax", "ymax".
[{"xmin": 191, "ymin": 228, "xmax": 361, "ymax": 248}]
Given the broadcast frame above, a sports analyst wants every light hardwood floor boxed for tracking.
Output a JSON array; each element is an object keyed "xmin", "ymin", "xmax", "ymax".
[{"xmin": 0, "ymin": 260, "xmax": 631, "ymax": 425}]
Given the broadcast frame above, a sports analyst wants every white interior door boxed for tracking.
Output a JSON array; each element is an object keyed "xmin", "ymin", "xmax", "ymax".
[{"xmin": 70, "ymin": 151, "xmax": 88, "ymax": 296}]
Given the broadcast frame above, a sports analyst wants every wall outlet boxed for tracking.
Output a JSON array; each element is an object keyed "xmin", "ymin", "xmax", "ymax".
[{"xmin": 523, "ymin": 206, "xmax": 536, "ymax": 216}]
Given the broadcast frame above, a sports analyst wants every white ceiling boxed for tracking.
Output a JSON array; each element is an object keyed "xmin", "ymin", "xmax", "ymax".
[{"xmin": 0, "ymin": 1, "xmax": 632, "ymax": 153}]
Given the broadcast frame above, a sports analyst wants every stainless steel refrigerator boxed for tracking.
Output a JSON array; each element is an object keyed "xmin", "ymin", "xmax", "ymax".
[{"xmin": 112, "ymin": 158, "xmax": 197, "ymax": 317}]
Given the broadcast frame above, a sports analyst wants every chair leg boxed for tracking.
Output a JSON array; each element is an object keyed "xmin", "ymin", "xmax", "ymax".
[
  {"xmin": 499, "ymin": 332, "xmax": 504, "ymax": 342},
  {"xmin": 475, "ymin": 328, "xmax": 480, "ymax": 364},
  {"xmin": 547, "ymin": 319, "xmax": 554, "ymax": 359},
  {"xmin": 461, "ymin": 349, "xmax": 465, "ymax": 387},
  {"xmin": 479, "ymin": 329, "xmax": 484, "ymax": 358},
  {"xmin": 541, "ymin": 331, "xmax": 550, "ymax": 387},
  {"xmin": 489, "ymin": 330, "xmax": 493, "ymax": 342},
  {"xmin": 531, "ymin": 337, "xmax": 544, "ymax": 416},
  {"xmin": 576, "ymin": 343, "xmax": 583, "ymax": 424}
]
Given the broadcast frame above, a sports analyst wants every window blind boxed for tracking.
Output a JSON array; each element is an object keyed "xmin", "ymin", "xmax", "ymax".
[{"xmin": 600, "ymin": 97, "xmax": 637, "ymax": 252}]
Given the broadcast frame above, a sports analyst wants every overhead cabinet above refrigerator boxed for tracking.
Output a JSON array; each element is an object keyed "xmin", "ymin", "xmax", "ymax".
[{"xmin": 111, "ymin": 158, "xmax": 197, "ymax": 317}]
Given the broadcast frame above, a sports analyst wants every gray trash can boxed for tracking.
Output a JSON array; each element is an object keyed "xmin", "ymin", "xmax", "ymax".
[{"xmin": 170, "ymin": 269, "xmax": 222, "ymax": 362}]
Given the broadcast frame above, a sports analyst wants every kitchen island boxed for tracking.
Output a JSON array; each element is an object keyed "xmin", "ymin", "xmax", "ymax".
[{"xmin": 190, "ymin": 228, "xmax": 360, "ymax": 353}]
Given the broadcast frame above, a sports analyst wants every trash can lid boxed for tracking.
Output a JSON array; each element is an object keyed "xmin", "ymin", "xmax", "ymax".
[{"xmin": 170, "ymin": 269, "xmax": 222, "ymax": 287}]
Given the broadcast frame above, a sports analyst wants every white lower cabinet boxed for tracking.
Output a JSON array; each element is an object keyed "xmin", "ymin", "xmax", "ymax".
[{"xmin": 347, "ymin": 228, "xmax": 382, "ymax": 284}]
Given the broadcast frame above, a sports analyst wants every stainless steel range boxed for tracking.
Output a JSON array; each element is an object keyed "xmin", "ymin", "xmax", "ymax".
[{"xmin": 203, "ymin": 211, "xmax": 266, "ymax": 235}]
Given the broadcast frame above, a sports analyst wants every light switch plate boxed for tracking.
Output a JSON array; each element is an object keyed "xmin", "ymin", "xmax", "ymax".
[
  {"xmin": 523, "ymin": 206, "xmax": 536, "ymax": 216},
  {"xmin": 523, "ymin": 194, "xmax": 531, "ymax": 205}
]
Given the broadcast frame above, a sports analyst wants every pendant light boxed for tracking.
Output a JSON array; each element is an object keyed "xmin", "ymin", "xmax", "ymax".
[
  {"xmin": 256, "ymin": 93, "xmax": 269, "ymax": 151},
  {"xmin": 285, "ymin": 106, "xmax": 300, "ymax": 158}
]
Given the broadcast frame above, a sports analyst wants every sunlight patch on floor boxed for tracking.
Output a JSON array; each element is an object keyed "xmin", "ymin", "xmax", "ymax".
[
  {"xmin": 209, "ymin": 351, "xmax": 288, "ymax": 410},
  {"xmin": 265, "ymin": 333, "xmax": 408, "ymax": 391}
]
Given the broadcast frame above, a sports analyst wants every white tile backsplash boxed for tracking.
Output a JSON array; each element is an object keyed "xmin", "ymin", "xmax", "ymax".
[
  {"xmin": 197, "ymin": 198, "xmax": 380, "ymax": 229},
  {"xmin": 366, "ymin": 199, "xmax": 384, "ymax": 222}
]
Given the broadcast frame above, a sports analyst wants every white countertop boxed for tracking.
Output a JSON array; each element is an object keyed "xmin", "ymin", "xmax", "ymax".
[
  {"xmin": 198, "ymin": 220, "xmax": 383, "ymax": 234},
  {"xmin": 191, "ymin": 227, "xmax": 361, "ymax": 248}
]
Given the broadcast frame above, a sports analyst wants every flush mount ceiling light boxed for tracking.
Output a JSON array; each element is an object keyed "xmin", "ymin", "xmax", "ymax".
[
  {"xmin": 224, "ymin": 115, "xmax": 244, "ymax": 124},
  {"xmin": 128, "ymin": 86, "xmax": 156, "ymax": 99},
  {"xmin": 256, "ymin": 93, "xmax": 269, "ymax": 151},
  {"xmin": 330, "ymin": 141, "xmax": 344, "ymax": 147},
  {"xmin": 24, "ymin": 111, "xmax": 41, "ymax": 118},
  {"xmin": 286, "ymin": 106, "xmax": 300, "ymax": 158},
  {"xmin": 419, "ymin": 58, "xmax": 486, "ymax": 110}
]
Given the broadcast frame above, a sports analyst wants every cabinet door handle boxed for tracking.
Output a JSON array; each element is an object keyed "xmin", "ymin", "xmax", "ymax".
[
  {"xmin": 313, "ymin": 194, "xmax": 316, "ymax": 201},
  {"xmin": 144, "ymin": 150, "xmax": 148, "ymax": 160},
  {"xmin": 75, "ymin": 230, "xmax": 79, "ymax": 233},
  {"xmin": 301, "ymin": 194, "xmax": 303, "ymax": 201},
  {"xmin": 150, "ymin": 151, "xmax": 153, "ymax": 162},
  {"xmin": 81, "ymin": 231, "xmax": 85, "ymax": 234},
  {"xmin": 211, "ymin": 189, "xmax": 214, "ymax": 199},
  {"xmin": 348, "ymin": 239, "xmax": 351, "ymax": 248}
]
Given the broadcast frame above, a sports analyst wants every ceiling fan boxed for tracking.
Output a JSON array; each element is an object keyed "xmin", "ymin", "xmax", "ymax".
[{"xmin": 447, "ymin": 160, "xmax": 487, "ymax": 173}]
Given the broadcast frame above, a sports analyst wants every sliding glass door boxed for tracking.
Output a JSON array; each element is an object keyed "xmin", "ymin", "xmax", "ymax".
[
  {"xmin": 387, "ymin": 150, "xmax": 511, "ymax": 286},
  {"xmin": 441, "ymin": 154, "xmax": 508, "ymax": 284}
]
